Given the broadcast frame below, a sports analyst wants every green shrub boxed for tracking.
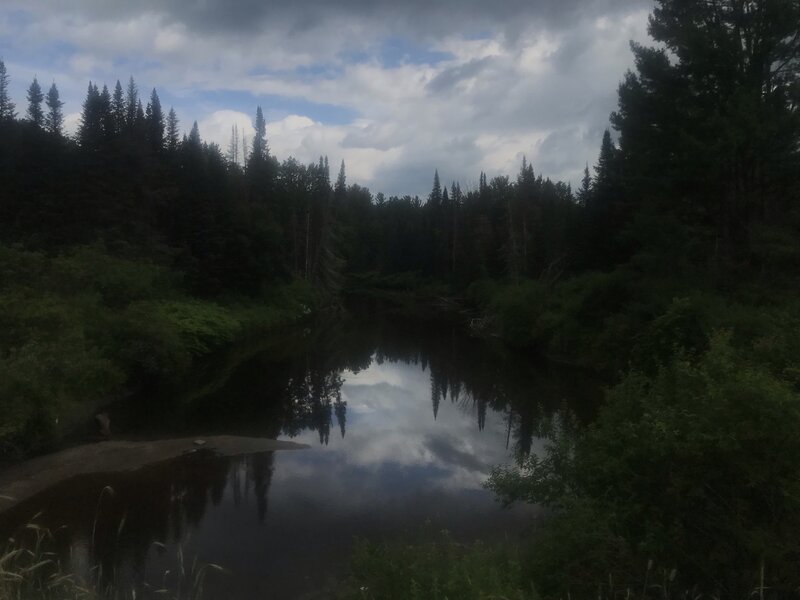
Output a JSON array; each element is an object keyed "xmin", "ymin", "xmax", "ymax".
[
  {"xmin": 144, "ymin": 300, "xmax": 242, "ymax": 356},
  {"xmin": 337, "ymin": 533, "xmax": 535, "ymax": 600},
  {"xmin": 0, "ymin": 243, "xmax": 314, "ymax": 454},
  {"xmin": 488, "ymin": 332, "xmax": 800, "ymax": 598},
  {"xmin": 50, "ymin": 245, "xmax": 177, "ymax": 307}
]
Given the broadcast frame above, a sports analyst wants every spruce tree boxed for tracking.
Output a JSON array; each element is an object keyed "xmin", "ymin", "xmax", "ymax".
[
  {"xmin": 99, "ymin": 84, "xmax": 113, "ymax": 139},
  {"xmin": 429, "ymin": 170, "xmax": 442, "ymax": 207},
  {"xmin": 188, "ymin": 121, "xmax": 201, "ymax": 146},
  {"xmin": 78, "ymin": 82, "xmax": 102, "ymax": 148},
  {"xmin": 135, "ymin": 99, "xmax": 145, "ymax": 129},
  {"xmin": 111, "ymin": 80, "xmax": 125, "ymax": 134},
  {"xmin": 334, "ymin": 160, "xmax": 346, "ymax": 201},
  {"xmin": 26, "ymin": 77, "xmax": 44, "ymax": 128},
  {"xmin": 576, "ymin": 163, "xmax": 592, "ymax": 206},
  {"xmin": 44, "ymin": 82, "xmax": 64, "ymax": 135},
  {"xmin": 593, "ymin": 130, "xmax": 620, "ymax": 206},
  {"xmin": 145, "ymin": 88, "xmax": 164, "ymax": 151},
  {"xmin": 166, "ymin": 107, "xmax": 180, "ymax": 152},
  {"xmin": 250, "ymin": 106, "xmax": 268, "ymax": 162},
  {"xmin": 0, "ymin": 59, "xmax": 14, "ymax": 122},
  {"xmin": 611, "ymin": 0, "xmax": 800, "ymax": 258},
  {"xmin": 125, "ymin": 77, "xmax": 138, "ymax": 127}
]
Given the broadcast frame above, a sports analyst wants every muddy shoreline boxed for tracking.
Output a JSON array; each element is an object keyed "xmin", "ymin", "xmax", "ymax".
[{"xmin": 0, "ymin": 435, "xmax": 308, "ymax": 513}]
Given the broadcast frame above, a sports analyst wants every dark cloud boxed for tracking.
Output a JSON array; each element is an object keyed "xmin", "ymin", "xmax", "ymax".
[
  {"xmin": 4, "ymin": 0, "xmax": 654, "ymax": 197},
  {"xmin": 426, "ymin": 57, "xmax": 493, "ymax": 94},
  {"xmin": 28, "ymin": 0, "xmax": 647, "ymax": 40}
]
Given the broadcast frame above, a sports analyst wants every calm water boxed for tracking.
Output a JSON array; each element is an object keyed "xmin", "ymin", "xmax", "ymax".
[{"xmin": 0, "ymin": 300, "xmax": 598, "ymax": 599}]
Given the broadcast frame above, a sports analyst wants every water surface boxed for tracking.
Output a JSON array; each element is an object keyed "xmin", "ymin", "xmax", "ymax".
[{"xmin": 0, "ymin": 301, "xmax": 598, "ymax": 599}]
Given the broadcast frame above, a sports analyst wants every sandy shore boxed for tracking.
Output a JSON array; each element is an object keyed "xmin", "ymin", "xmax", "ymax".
[{"xmin": 0, "ymin": 435, "xmax": 308, "ymax": 513}]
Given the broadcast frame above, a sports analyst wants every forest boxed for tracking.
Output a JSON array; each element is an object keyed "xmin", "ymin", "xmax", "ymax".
[{"xmin": 1, "ymin": 0, "xmax": 800, "ymax": 597}]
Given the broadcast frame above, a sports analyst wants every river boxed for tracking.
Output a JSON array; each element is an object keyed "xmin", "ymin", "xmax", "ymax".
[{"xmin": 0, "ymin": 298, "xmax": 599, "ymax": 599}]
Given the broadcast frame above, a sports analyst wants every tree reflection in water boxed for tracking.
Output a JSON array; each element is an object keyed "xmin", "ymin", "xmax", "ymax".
[{"xmin": 0, "ymin": 299, "xmax": 599, "ymax": 598}]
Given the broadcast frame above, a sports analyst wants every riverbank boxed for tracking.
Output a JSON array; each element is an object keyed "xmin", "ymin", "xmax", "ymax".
[
  {"xmin": 340, "ymin": 266, "xmax": 800, "ymax": 598},
  {"xmin": 0, "ymin": 243, "xmax": 317, "ymax": 460},
  {"xmin": 0, "ymin": 435, "xmax": 309, "ymax": 513}
]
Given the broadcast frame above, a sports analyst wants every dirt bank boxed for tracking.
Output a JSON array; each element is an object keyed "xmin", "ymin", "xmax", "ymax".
[{"xmin": 0, "ymin": 435, "xmax": 308, "ymax": 513}]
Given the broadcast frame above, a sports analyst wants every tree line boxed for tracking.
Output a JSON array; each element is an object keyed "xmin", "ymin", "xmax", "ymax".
[{"xmin": 0, "ymin": 61, "xmax": 658, "ymax": 297}]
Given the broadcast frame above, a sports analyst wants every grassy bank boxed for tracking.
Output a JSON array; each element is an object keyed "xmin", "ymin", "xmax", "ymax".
[
  {"xmin": 336, "ymin": 533, "xmax": 533, "ymax": 600},
  {"xmin": 0, "ymin": 243, "xmax": 316, "ymax": 458},
  {"xmin": 0, "ymin": 521, "xmax": 222, "ymax": 600}
]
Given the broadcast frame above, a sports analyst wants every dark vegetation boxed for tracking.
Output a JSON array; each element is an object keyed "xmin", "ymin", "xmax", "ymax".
[{"xmin": 1, "ymin": 0, "xmax": 800, "ymax": 596}]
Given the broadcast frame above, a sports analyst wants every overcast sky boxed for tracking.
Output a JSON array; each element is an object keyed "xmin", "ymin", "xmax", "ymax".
[{"xmin": 0, "ymin": 0, "xmax": 653, "ymax": 197}]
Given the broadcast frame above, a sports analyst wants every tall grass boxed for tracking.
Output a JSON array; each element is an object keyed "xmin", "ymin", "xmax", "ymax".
[{"xmin": 0, "ymin": 487, "xmax": 225, "ymax": 600}]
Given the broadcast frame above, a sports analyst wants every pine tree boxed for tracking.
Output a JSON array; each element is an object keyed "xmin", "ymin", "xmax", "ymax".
[
  {"xmin": 429, "ymin": 170, "xmax": 442, "ymax": 207},
  {"xmin": 111, "ymin": 80, "xmax": 125, "ymax": 134},
  {"xmin": 26, "ymin": 77, "xmax": 44, "ymax": 128},
  {"xmin": 576, "ymin": 163, "xmax": 592, "ymax": 207},
  {"xmin": 99, "ymin": 84, "xmax": 113, "ymax": 139},
  {"xmin": 44, "ymin": 82, "xmax": 64, "ymax": 135},
  {"xmin": 188, "ymin": 121, "xmax": 201, "ymax": 146},
  {"xmin": 135, "ymin": 99, "xmax": 145, "ymax": 129},
  {"xmin": 78, "ymin": 82, "xmax": 102, "ymax": 148},
  {"xmin": 0, "ymin": 59, "xmax": 15, "ymax": 122},
  {"xmin": 166, "ymin": 107, "xmax": 180, "ymax": 151},
  {"xmin": 125, "ymin": 77, "xmax": 138, "ymax": 127},
  {"xmin": 611, "ymin": 0, "xmax": 800, "ymax": 259},
  {"xmin": 250, "ymin": 106, "xmax": 268, "ymax": 162},
  {"xmin": 334, "ymin": 160, "xmax": 346, "ymax": 201},
  {"xmin": 145, "ymin": 88, "xmax": 164, "ymax": 151},
  {"xmin": 593, "ymin": 130, "xmax": 620, "ymax": 208}
]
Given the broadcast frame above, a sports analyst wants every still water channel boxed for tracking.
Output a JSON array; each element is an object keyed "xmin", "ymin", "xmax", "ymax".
[{"xmin": 0, "ymin": 300, "xmax": 598, "ymax": 599}]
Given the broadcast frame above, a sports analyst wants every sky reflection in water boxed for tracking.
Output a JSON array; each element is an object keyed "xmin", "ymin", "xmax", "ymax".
[{"xmin": 0, "ymin": 308, "xmax": 596, "ymax": 598}]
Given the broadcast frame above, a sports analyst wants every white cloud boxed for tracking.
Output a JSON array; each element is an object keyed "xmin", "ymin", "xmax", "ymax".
[{"xmin": 1, "ymin": 1, "xmax": 655, "ymax": 195}]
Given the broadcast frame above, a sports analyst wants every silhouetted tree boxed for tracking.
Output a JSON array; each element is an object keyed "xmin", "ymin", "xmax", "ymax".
[
  {"xmin": 26, "ymin": 77, "xmax": 44, "ymax": 128},
  {"xmin": 334, "ymin": 160, "xmax": 346, "ymax": 202},
  {"xmin": 111, "ymin": 80, "xmax": 125, "ymax": 134},
  {"xmin": 44, "ymin": 82, "xmax": 63, "ymax": 135},
  {"xmin": 125, "ymin": 77, "xmax": 138, "ymax": 127},
  {"xmin": 166, "ymin": 107, "xmax": 180, "ymax": 152},
  {"xmin": 0, "ymin": 59, "xmax": 15, "ymax": 123},
  {"xmin": 145, "ymin": 88, "xmax": 164, "ymax": 151}
]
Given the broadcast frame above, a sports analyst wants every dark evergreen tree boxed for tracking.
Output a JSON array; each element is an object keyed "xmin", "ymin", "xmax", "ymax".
[
  {"xmin": 135, "ymin": 99, "xmax": 145, "ymax": 129},
  {"xmin": 611, "ymin": 0, "xmax": 800, "ymax": 262},
  {"xmin": 145, "ymin": 88, "xmax": 164, "ymax": 151},
  {"xmin": 334, "ymin": 160, "xmax": 346, "ymax": 202},
  {"xmin": 111, "ymin": 80, "xmax": 125, "ymax": 134},
  {"xmin": 44, "ymin": 82, "xmax": 63, "ymax": 136},
  {"xmin": 428, "ymin": 170, "xmax": 442, "ymax": 207},
  {"xmin": 125, "ymin": 77, "xmax": 138, "ymax": 127},
  {"xmin": 166, "ymin": 107, "xmax": 180, "ymax": 152},
  {"xmin": 592, "ymin": 130, "xmax": 621, "ymax": 212},
  {"xmin": 0, "ymin": 59, "xmax": 14, "ymax": 122},
  {"xmin": 250, "ymin": 106, "xmax": 268, "ymax": 162},
  {"xmin": 576, "ymin": 163, "xmax": 592, "ymax": 207},
  {"xmin": 78, "ymin": 82, "xmax": 103, "ymax": 149},
  {"xmin": 26, "ymin": 77, "xmax": 44, "ymax": 128},
  {"xmin": 188, "ymin": 121, "xmax": 201, "ymax": 146},
  {"xmin": 99, "ymin": 84, "xmax": 113, "ymax": 139}
]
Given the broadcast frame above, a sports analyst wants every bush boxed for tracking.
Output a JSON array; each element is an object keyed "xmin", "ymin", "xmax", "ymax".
[
  {"xmin": 336, "ymin": 533, "xmax": 535, "ymax": 600},
  {"xmin": 488, "ymin": 332, "xmax": 800, "ymax": 599},
  {"xmin": 0, "ymin": 243, "xmax": 314, "ymax": 455}
]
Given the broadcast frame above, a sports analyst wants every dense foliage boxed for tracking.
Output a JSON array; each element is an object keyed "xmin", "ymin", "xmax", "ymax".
[{"xmin": 336, "ymin": 534, "xmax": 533, "ymax": 600}]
